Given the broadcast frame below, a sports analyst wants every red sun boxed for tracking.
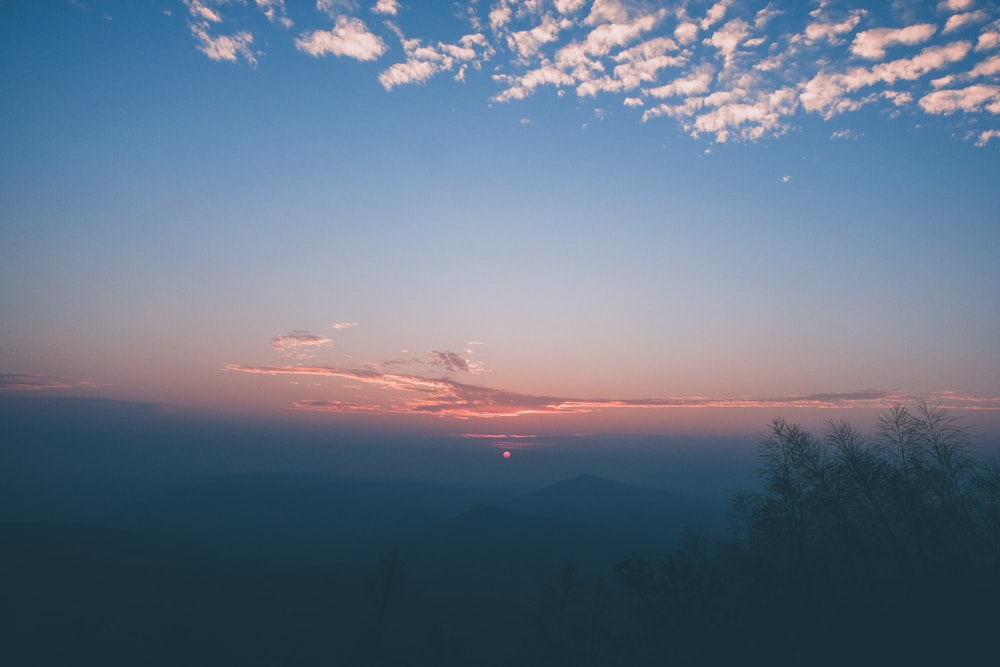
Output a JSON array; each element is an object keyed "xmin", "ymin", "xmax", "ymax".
[{"xmin": 502, "ymin": 451, "xmax": 511, "ymax": 459}]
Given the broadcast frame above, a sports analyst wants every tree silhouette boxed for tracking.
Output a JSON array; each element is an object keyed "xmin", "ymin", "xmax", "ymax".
[
  {"xmin": 617, "ymin": 403, "xmax": 1000, "ymax": 665},
  {"xmin": 354, "ymin": 550, "xmax": 406, "ymax": 667}
]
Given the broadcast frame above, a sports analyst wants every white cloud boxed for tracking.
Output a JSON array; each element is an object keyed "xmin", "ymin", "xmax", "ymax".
[
  {"xmin": 978, "ymin": 27, "xmax": 1000, "ymax": 51},
  {"xmin": 380, "ymin": 32, "xmax": 489, "ymax": 90},
  {"xmin": 587, "ymin": 12, "xmax": 664, "ymax": 56},
  {"xmin": 800, "ymin": 41, "xmax": 972, "ymax": 118},
  {"xmin": 707, "ymin": 18, "xmax": 751, "ymax": 66},
  {"xmin": 508, "ymin": 13, "xmax": 565, "ymax": 59},
  {"xmin": 255, "ymin": 0, "xmax": 292, "ymax": 28},
  {"xmin": 372, "ymin": 0, "xmax": 399, "ymax": 16},
  {"xmin": 555, "ymin": 0, "xmax": 586, "ymax": 15},
  {"xmin": 804, "ymin": 10, "xmax": 865, "ymax": 44},
  {"xmin": 969, "ymin": 52, "xmax": 1000, "ymax": 77},
  {"xmin": 674, "ymin": 21, "xmax": 698, "ymax": 44},
  {"xmin": 919, "ymin": 84, "xmax": 1000, "ymax": 113},
  {"xmin": 585, "ymin": 0, "xmax": 631, "ymax": 26},
  {"xmin": 851, "ymin": 24, "xmax": 937, "ymax": 60},
  {"xmin": 975, "ymin": 128, "xmax": 1000, "ymax": 145},
  {"xmin": 945, "ymin": 11, "xmax": 988, "ymax": 34},
  {"xmin": 493, "ymin": 62, "xmax": 576, "ymax": 101},
  {"xmin": 700, "ymin": 0, "xmax": 732, "ymax": 31},
  {"xmin": 689, "ymin": 86, "xmax": 798, "ymax": 142},
  {"xmin": 647, "ymin": 65, "xmax": 713, "ymax": 98},
  {"xmin": 870, "ymin": 41, "xmax": 972, "ymax": 83},
  {"xmin": 175, "ymin": 0, "xmax": 1000, "ymax": 145},
  {"xmin": 185, "ymin": 0, "xmax": 222, "ymax": 24},
  {"xmin": 612, "ymin": 37, "xmax": 685, "ymax": 89},
  {"xmin": 830, "ymin": 128, "xmax": 858, "ymax": 140},
  {"xmin": 754, "ymin": 5, "xmax": 781, "ymax": 30},
  {"xmin": 191, "ymin": 25, "xmax": 256, "ymax": 64},
  {"xmin": 296, "ymin": 16, "xmax": 386, "ymax": 61},
  {"xmin": 882, "ymin": 89, "xmax": 913, "ymax": 106},
  {"xmin": 490, "ymin": 2, "xmax": 512, "ymax": 31},
  {"xmin": 943, "ymin": 0, "xmax": 976, "ymax": 11}
]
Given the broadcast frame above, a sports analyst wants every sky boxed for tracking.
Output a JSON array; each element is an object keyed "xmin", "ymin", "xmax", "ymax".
[{"xmin": 3, "ymin": 0, "xmax": 1000, "ymax": 453}]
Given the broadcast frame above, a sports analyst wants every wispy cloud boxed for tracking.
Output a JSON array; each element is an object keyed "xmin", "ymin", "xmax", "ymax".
[
  {"xmin": 430, "ymin": 351, "xmax": 469, "ymax": 373},
  {"xmin": 0, "ymin": 372, "xmax": 102, "ymax": 392},
  {"xmin": 224, "ymin": 363, "xmax": 1000, "ymax": 420},
  {"xmin": 332, "ymin": 321, "xmax": 360, "ymax": 330},
  {"xmin": 270, "ymin": 331, "xmax": 333, "ymax": 359}
]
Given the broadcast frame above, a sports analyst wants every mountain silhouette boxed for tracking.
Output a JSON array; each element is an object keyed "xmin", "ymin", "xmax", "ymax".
[{"xmin": 505, "ymin": 473, "xmax": 728, "ymax": 537}]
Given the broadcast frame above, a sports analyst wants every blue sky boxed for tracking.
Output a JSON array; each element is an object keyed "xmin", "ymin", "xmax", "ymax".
[{"xmin": 2, "ymin": 0, "xmax": 999, "ymax": 442}]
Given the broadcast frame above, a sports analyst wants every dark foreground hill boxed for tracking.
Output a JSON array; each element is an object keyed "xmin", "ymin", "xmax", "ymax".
[{"xmin": 0, "ymin": 472, "xmax": 725, "ymax": 666}]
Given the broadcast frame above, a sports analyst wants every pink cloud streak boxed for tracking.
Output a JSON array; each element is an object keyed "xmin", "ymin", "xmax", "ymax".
[
  {"xmin": 0, "ymin": 373, "xmax": 102, "ymax": 392},
  {"xmin": 224, "ymin": 364, "xmax": 1000, "ymax": 420}
]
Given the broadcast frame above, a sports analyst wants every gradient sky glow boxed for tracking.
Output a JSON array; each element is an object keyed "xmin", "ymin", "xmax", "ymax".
[{"xmin": 3, "ymin": 0, "xmax": 1000, "ymax": 442}]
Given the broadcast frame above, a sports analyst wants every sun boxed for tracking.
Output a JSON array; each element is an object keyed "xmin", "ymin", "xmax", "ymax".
[{"xmin": 502, "ymin": 450, "xmax": 511, "ymax": 459}]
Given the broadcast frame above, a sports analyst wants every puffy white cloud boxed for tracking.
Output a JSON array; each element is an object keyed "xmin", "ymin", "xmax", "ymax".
[
  {"xmin": 945, "ymin": 11, "xmax": 988, "ymax": 33},
  {"xmin": 919, "ymin": 84, "xmax": 1000, "ymax": 113},
  {"xmin": 296, "ymin": 16, "xmax": 386, "ymax": 61},
  {"xmin": 700, "ymin": 0, "xmax": 732, "ymax": 31},
  {"xmin": 585, "ymin": 0, "xmax": 631, "ymax": 26},
  {"xmin": 977, "ymin": 24, "xmax": 1000, "ymax": 50},
  {"xmin": 799, "ymin": 40, "xmax": 972, "ymax": 119},
  {"xmin": 707, "ymin": 18, "xmax": 751, "ymax": 66},
  {"xmin": 851, "ymin": 24, "xmax": 937, "ymax": 59},
  {"xmin": 612, "ymin": 37, "xmax": 685, "ymax": 89},
  {"xmin": 689, "ymin": 86, "xmax": 798, "ymax": 142},
  {"xmin": 803, "ymin": 10, "xmax": 865, "ymax": 44},
  {"xmin": 493, "ymin": 62, "xmax": 576, "ymax": 101},
  {"xmin": 555, "ymin": 0, "xmax": 587, "ymax": 15},
  {"xmin": 647, "ymin": 66, "xmax": 713, "ymax": 98},
  {"xmin": 372, "ymin": 0, "xmax": 399, "ymax": 16},
  {"xmin": 507, "ymin": 13, "xmax": 565, "ymax": 59},
  {"xmin": 176, "ymin": 0, "xmax": 1000, "ymax": 145},
  {"xmin": 490, "ymin": 2, "xmax": 512, "ymax": 31},
  {"xmin": 969, "ymin": 52, "xmax": 1000, "ymax": 77},
  {"xmin": 674, "ymin": 21, "xmax": 698, "ymax": 44},
  {"xmin": 584, "ymin": 11, "xmax": 663, "ymax": 56},
  {"xmin": 870, "ymin": 41, "xmax": 971, "ymax": 83},
  {"xmin": 191, "ymin": 25, "xmax": 256, "ymax": 64},
  {"xmin": 943, "ymin": 0, "xmax": 976, "ymax": 11}
]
